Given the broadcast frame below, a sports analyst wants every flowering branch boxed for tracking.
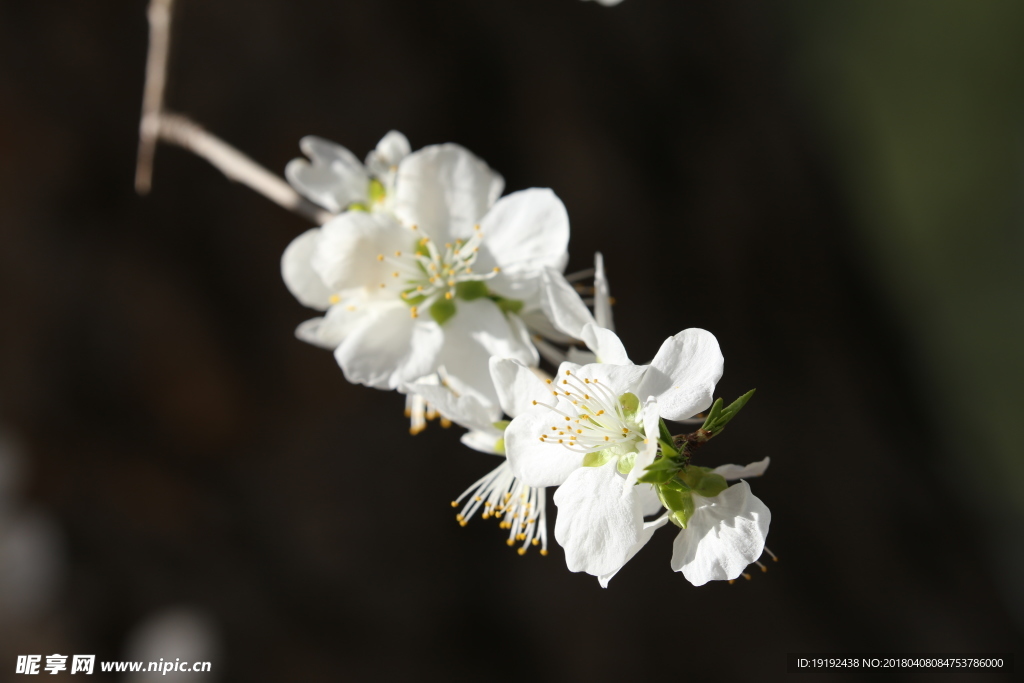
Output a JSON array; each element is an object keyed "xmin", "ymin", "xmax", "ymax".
[{"xmin": 134, "ymin": 0, "xmax": 333, "ymax": 225}]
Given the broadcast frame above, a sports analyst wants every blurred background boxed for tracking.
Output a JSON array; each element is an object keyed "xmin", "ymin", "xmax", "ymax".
[{"xmin": 0, "ymin": 0, "xmax": 1021, "ymax": 680}]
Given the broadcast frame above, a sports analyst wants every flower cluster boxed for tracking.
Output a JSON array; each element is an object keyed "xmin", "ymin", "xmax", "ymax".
[{"xmin": 281, "ymin": 132, "xmax": 772, "ymax": 587}]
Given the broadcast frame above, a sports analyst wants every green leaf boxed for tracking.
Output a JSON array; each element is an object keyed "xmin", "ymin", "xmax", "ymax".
[
  {"xmin": 658, "ymin": 438, "xmax": 679, "ymax": 458},
  {"xmin": 700, "ymin": 398, "xmax": 724, "ymax": 431},
  {"xmin": 582, "ymin": 450, "xmax": 614, "ymax": 468},
  {"xmin": 658, "ymin": 418, "xmax": 674, "ymax": 446},
  {"xmin": 428, "ymin": 298, "xmax": 457, "ymax": 325},
  {"xmin": 706, "ymin": 389, "xmax": 756, "ymax": 433},
  {"xmin": 456, "ymin": 281, "xmax": 489, "ymax": 301}
]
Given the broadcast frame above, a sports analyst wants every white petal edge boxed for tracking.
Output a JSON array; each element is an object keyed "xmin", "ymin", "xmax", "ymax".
[
  {"xmin": 670, "ymin": 481, "xmax": 770, "ymax": 586},
  {"xmin": 712, "ymin": 457, "xmax": 770, "ymax": 481},
  {"xmin": 637, "ymin": 328, "xmax": 724, "ymax": 421},
  {"xmin": 598, "ymin": 514, "xmax": 669, "ymax": 588},
  {"xmin": 553, "ymin": 460, "xmax": 643, "ymax": 577},
  {"xmin": 281, "ymin": 228, "xmax": 333, "ymax": 310}
]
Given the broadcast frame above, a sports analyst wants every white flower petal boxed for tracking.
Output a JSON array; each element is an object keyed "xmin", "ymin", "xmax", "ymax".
[
  {"xmin": 505, "ymin": 407, "xmax": 582, "ymax": 487},
  {"xmin": 571, "ymin": 361, "xmax": 648, "ymax": 398},
  {"xmin": 393, "ymin": 143, "xmax": 503, "ymax": 242},
  {"xmin": 593, "ymin": 252, "xmax": 614, "ymax": 332},
  {"xmin": 518, "ymin": 308, "xmax": 575, "ymax": 345},
  {"xmin": 478, "ymin": 189, "xmax": 569, "ymax": 297},
  {"xmin": 598, "ymin": 513, "xmax": 668, "ymax": 588},
  {"xmin": 333, "ymin": 303, "xmax": 443, "ymax": 390},
  {"xmin": 460, "ymin": 429, "xmax": 503, "ymax": 455},
  {"xmin": 281, "ymin": 228, "xmax": 334, "ymax": 310},
  {"xmin": 435, "ymin": 299, "xmax": 537, "ymax": 406},
  {"xmin": 294, "ymin": 301, "xmax": 371, "ymax": 349},
  {"xmin": 580, "ymin": 323, "xmax": 630, "ymax": 365},
  {"xmin": 636, "ymin": 483, "xmax": 664, "ymax": 518},
  {"xmin": 624, "ymin": 397, "xmax": 661, "ymax": 489},
  {"xmin": 406, "ymin": 381, "xmax": 500, "ymax": 434},
  {"xmin": 540, "ymin": 268, "xmax": 595, "ymax": 339},
  {"xmin": 566, "ymin": 346, "xmax": 598, "ymax": 365},
  {"xmin": 489, "ymin": 358, "xmax": 551, "ymax": 419},
  {"xmin": 286, "ymin": 136, "xmax": 369, "ymax": 213},
  {"xmin": 365, "ymin": 130, "xmax": 411, "ymax": 178},
  {"xmin": 712, "ymin": 457, "xmax": 770, "ymax": 481},
  {"xmin": 554, "ymin": 460, "xmax": 643, "ymax": 577},
  {"xmin": 311, "ymin": 212, "xmax": 413, "ymax": 293},
  {"xmin": 636, "ymin": 328, "xmax": 724, "ymax": 421},
  {"xmin": 670, "ymin": 481, "xmax": 771, "ymax": 586}
]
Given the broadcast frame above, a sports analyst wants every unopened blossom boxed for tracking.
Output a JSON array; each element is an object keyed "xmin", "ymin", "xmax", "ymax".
[
  {"xmin": 407, "ymin": 359, "xmax": 556, "ymax": 555},
  {"xmin": 501, "ymin": 324, "xmax": 724, "ymax": 578},
  {"xmin": 282, "ymin": 142, "xmax": 570, "ymax": 404}
]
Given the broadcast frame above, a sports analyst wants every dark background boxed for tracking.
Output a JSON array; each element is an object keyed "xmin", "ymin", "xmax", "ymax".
[{"xmin": 1, "ymin": 1, "xmax": 1021, "ymax": 681}]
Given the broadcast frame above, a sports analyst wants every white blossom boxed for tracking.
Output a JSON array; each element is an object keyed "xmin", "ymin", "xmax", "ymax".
[
  {"xmin": 501, "ymin": 324, "xmax": 724, "ymax": 578},
  {"xmin": 282, "ymin": 142, "xmax": 571, "ymax": 405}
]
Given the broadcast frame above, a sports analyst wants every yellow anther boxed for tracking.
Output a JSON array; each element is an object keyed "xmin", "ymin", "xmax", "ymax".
[
  {"xmin": 450, "ymin": 501, "xmax": 458, "ymax": 508},
  {"xmin": 516, "ymin": 533, "xmax": 525, "ymax": 541},
  {"xmin": 584, "ymin": 378, "xmax": 591, "ymax": 384},
  {"xmin": 447, "ymin": 280, "xmax": 455, "ymax": 287},
  {"xmin": 459, "ymin": 521, "xmax": 467, "ymax": 527},
  {"xmin": 377, "ymin": 254, "xmax": 384, "ymax": 261},
  {"xmin": 604, "ymin": 436, "xmax": 609, "ymax": 441},
  {"xmin": 445, "ymin": 292, "xmax": 452, "ymax": 299},
  {"xmin": 596, "ymin": 410, "xmax": 605, "ymax": 415},
  {"xmin": 492, "ymin": 267, "xmax": 500, "ymax": 273},
  {"xmin": 410, "ymin": 307, "xmax": 419, "ymax": 318},
  {"xmin": 517, "ymin": 547, "xmax": 527, "ymax": 556},
  {"xmin": 445, "ymin": 243, "xmax": 451, "ymax": 249},
  {"xmin": 545, "ymin": 379, "xmax": 552, "ymax": 384},
  {"xmin": 474, "ymin": 496, "xmax": 482, "ymax": 502},
  {"xmin": 347, "ymin": 305, "xmax": 357, "ymax": 311},
  {"xmin": 481, "ymin": 512, "xmax": 491, "ymax": 520},
  {"xmin": 565, "ymin": 370, "xmax": 571, "ymax": 376},
  {"xmin": 562, "ymin": 379, "xmax": 568, "ymax": 385},
  {"xmin": 760, "ymin": 565, "xmax": 768, "ymax": 573},
  {"xmin": 552, "ymin": 391, "xmax": 558, "ymax": 396},
  {"xmin": 474, "ymin": 224, "xmax": 481, "ymax": 231},
  {"xmin": 392, "ymin": 271, "xmax": 399, "ymax": 277},
  {"xmin": 742, "ymin": 573, "xmax": 752, "ymax": 581},
  {"xmin": 394, "ymin": 250, "xmax": 402, "ymax": 257},
  {"xmin": 440, "ymin": 418, "xmax": 452, "ymax": 428},
  {"xmin": 506, "ymin": 539, "xmax": 514, "ymax": 547},
  {"xmin": 540, "ymin": 549, "xmax": 549, "ymax": 556},
  {"xmin": 531, "ymin": 538, "xmax": 539, "ymax": 546},
  {"xmin": 328, "ymin": 294, "xmax": 341, "ymax": 305},
  {"xmin": 379, "ymin": 283, "xmax": 386, "ymax": 288},
  {"xmin": 728, "ymin": 579, "xmax": 736, "ymax": 585},
  {"xmin": 411, "ymin": 224, "xmax": 418, "ymax": 230},
  {"xmin": 564, "ymin": 417, "xmax": 570, "ymax": 421},
  {"xmin": 532, "ymin": 400, "xmax": 538, "ymax": 405},
  {"xmin": 455, "ymin": 514, "xmax": 464, "ymax": 522},
  {"xmin": 584, "ymin": 394, "xmax": 590, "ymax": 400}
]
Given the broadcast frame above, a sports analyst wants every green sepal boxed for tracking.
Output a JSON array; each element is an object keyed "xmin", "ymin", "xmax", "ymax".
[
  {"xmin": 658, "ymin": 419, "xmax": 675, "ymax": 448},
  {"xmin": 658, "ymin": 438, "xmax": 679, "ymax": 458},
  {"xmin": 457, "ymin": 281, "xmax": 489, "ymax": 301},
  {"xmin": 428, "ymin": 298, "xmax": 457, "ymax": 325},
  {"xmin": 679, "ymin": 466, "xmax": 728, "ymax": 498},
  {"xmin": 491, "ymin": 295, "xmax": 524, "ymax": 315},
  {"xmin": 583, "ymin": 450, "xmax": 614, "ymax": 468},
  {"xmin": 637, "ymin": 454, "xmax": 682, "ymax": 484},
  {"xmin": 347, "ymin": 202, "xmax": 369, "ymax": 212},
  {"xmin": 660, "ymin": 476, "xmax": 690, "ymax": 492},
  {"xmin": 493, "ymin": 437, "xmax": 506, "ymax": 455},
  {"xmin": 657, "ymin": 487, "xmax": 695, "ymax": 528},
  {"xmin": 368, "ymin": 178, "xmax": 386, "ymax": 204},
  {"xmin": 492, "ymin": 420, "xmax": 511, "ymax": 431},
  {"xmin": 617, "ymin": 452, "xmax": 636, "ymax": 475},
  {"xmin": 617, "ymin": 392, "xmax": 640, "ymax": 422}
]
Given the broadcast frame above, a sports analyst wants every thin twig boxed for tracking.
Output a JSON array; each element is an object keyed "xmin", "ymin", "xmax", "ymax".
[
  {"xmin": 135, "ymin": 0, "xmax": 175, "ymax": 194},
  {"xmin": 157, "ymin": 112, "xmax": 335, "ymax": 225}
]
